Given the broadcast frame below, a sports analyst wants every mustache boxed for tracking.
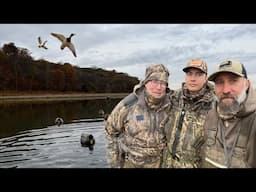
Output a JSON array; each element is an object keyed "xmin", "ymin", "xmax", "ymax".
[{"xmin": 219, "ymin": 94, "xmax": 237, "ymax": 101}]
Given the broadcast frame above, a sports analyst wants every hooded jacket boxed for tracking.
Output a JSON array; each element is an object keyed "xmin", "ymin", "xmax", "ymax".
[
  {"xmin": 105, "ymin": 83, "xmax": 172, "ymax": 168},
  {"xmin": 202, "ymin": 85, "xmax": 256, "ymax": 168}
]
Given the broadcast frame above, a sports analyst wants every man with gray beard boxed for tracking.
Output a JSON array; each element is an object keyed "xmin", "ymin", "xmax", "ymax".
[{"xmin": 202, "ymin": 60, "xmax": 256, "ymax": 168}]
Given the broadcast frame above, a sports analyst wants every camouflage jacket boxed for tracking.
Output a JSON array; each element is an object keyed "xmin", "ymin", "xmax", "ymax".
[
  {"xmin": 202, "ymin": 85, "xmax": 256, "ymax": 168},
  {"xmin": 162, "ymin": 82, "xmax": 215, "ymax": 168},
  {"xmin": 105, "ymin": 83, "xmax": 172, "ymax": 168}
]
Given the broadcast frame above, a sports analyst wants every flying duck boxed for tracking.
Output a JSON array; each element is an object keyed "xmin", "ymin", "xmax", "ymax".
[
  {"xmin": 51, "ymin": 32, "xmax": 77, "ymax": 57},
  {"xmin": 38, "ymin": 36, "xmax": 48, "ymax": 49}
]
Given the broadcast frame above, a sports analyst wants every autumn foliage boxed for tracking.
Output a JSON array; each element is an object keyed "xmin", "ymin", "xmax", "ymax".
[{"xmin": 0, "ymin": 43, "xmax": 139, "ymax": 94}]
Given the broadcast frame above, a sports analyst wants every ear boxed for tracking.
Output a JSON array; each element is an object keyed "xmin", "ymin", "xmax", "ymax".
[
  {"xmin": 246, "ymin": 79, "xmax": 250, "ymax": 89},
  {"xmin": 204, "ymin": 75, "xmax": 208, "ymax": 82}
]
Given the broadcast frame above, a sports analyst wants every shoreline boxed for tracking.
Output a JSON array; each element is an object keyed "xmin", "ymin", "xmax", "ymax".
[{"xmin": 0, "ymin": 93, "xmax": 129, "ymax": 103}]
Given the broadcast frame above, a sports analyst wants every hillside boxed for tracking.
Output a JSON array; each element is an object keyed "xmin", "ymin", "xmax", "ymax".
[{"xmin": 0, "ymin": 42, "xmax": 139, "ymax": 94}]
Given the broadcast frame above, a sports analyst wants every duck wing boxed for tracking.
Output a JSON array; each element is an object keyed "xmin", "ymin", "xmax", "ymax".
[
  {"xmin": 43, "ymin": 40, "xmax": 47, "ymax": 46},
  {"xmin": 67, "ymin": 42, "xmax": 77, "ymax": 57},
  {"xmin": 42, "ymin": 44, "xmax": 48, "ymax": 49},
  {"xmin": 38, "ymin": 36, "xmax": 42, "ymax": 44},
  {"xmin": 51, "ymin": 32, "xmax": 66, "ymax": 42}
]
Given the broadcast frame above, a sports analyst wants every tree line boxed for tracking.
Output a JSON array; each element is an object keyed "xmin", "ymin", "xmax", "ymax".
[{"xmin": 0, "ymin": 42, "xmax": 139, "ymax": 94}]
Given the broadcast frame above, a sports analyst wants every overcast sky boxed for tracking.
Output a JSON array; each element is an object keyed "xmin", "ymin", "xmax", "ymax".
[{"xmin": 1, "ymin": 24, "xmax": 256, "ymax": 89}]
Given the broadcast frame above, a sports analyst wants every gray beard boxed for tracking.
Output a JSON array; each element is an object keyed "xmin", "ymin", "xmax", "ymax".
[
  {"xmin": 217, "ymin": 89, "xmax": 247, "ymax": 120},
  {"xmin": 217, "ymin": 100, "xmax": 240, "ymax": 119}
]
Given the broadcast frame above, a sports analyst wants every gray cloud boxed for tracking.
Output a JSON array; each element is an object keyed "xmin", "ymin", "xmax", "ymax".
[{"xmin": 1, "ymin": 24, "xmax": 256, "ymax": 89}]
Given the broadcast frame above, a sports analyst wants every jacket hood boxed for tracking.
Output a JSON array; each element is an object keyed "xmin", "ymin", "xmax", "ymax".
[{"xmin": 237, "ymin": 84, "xmax": 256, "ymax": 117}]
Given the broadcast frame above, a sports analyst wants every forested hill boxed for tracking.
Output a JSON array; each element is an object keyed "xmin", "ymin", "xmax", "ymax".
[{"xmin": 0, "ymin": 43, "xmax": 139, "ymax": 93}]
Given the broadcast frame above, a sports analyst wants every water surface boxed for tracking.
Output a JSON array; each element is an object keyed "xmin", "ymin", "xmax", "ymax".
[{"xmin": 0, "ymin": 99, "xmax": 121, "ymax": 168}]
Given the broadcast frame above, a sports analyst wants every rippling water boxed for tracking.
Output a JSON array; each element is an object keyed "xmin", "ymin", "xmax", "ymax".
[{"xmin": 0, "ymin": 119, "xmax": 109, "ymax": 168}]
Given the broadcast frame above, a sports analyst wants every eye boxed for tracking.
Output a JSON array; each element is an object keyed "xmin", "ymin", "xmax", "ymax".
[
  {"xmin": 214, "ymin": 79, "xmax": 223, "ymax": 85},
  {"xmin": 186, "ymin": 72, "xmax": 192, "ymax": 76}
]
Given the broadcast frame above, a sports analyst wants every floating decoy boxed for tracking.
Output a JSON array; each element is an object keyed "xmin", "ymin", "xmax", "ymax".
[
  {"xmin": 98, "ymin": 109, "xmax": 105, "ymax": 116},
  {"xmin": 55, "ymin": 117, "xmax": 64, "ymax": 126},
  {"xmin": 38, "ymin": 36, "xmax": 48, "ymax": 49},
  {"xmin": 51, "ymin": 32, "xmax": 77, "ymax": 57},
  {"xmin": 81, "ymin": 133, "xmax": 95, "ymax": 147},
  {"xmin": 98, "ymin": 109, "xmax": 109, "ymax": 120}
]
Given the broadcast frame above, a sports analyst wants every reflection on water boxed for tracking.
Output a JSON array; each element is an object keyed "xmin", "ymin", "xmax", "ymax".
[
  {"xmin": 0, "ymin": 120, "xmax": 108, "ymax": 168},
  {"xmin": 0, "ymin": 99, "xmax": 121, "ymax": 168}
]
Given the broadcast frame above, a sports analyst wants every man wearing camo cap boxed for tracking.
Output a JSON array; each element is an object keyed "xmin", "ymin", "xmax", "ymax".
[
  {"xmin": 162, "ymin": 58, "xmax": 215, "ymax": 168},
  {"xmin": 105, "ymin": 64, "xmax": 174, "ymax": 168},
  {"xmin": 202, "ymin": 60, "xmax": 256, "ymax": 168}
]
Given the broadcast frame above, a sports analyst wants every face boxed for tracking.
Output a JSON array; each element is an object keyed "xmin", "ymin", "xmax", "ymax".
[
  {"xmin": 145, "ymin": 79, "xmax": 167, "ymax": 98},
  {"xmin": 214, "ymin": 72, "xmax": 250, "ymax": 115},
  {"xmin": 185, "ymin": 68, "xmax": 207, "ymax": 93}
]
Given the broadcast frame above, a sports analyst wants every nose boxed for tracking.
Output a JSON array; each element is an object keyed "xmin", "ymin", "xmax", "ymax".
[
  {"xmin": 156, "ymin": 83, "xmax": 162, "ymax": 89},
  {"xmin": 222, "ymin": 82, "xmax": 232, "ymax": 94},
  {"xmin": 190, "ymin": 76, "xmax": 196, "ymax": 81}
]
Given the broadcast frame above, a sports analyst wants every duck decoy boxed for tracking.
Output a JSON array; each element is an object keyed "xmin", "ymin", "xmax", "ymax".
[
  {"xmin": 38, "ymin": 36, "xmax": 48, "ymax": 49},
  {"xmin": 51, "ymin": 32, "xmax": 77, "ymax": 57},
  {"xmin": 98, "ymin": 109, "xmax": 105, "ymax": 117},
  {"xmin": 55, "ymin": 117, "xmax": 64, "ymax": 126},
  {"xmin": 81, "ymin": 133, "xmax": 95, "ymax": 147},
  {"xmin": 98, "ymin": 109, "xmax": 109, "ymax": 120}
]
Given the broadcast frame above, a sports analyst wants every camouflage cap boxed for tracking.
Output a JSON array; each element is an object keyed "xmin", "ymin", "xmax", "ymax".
[
  {"xmin": 208, "ymin": 60, "xmax": 247, "ymax": 82},
  {"xmin": 183, "ymin": 59, "xmax": 208, "ymax": 74},
  {"xmin": 143, "ymin": 64, "xmax": 169, "ymax": 84}
]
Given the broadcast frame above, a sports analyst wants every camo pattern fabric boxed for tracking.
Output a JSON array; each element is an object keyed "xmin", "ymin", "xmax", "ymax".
[
  {"xmin": 202, "ymin": 108, "xmax": 250, "ymax": 168},
  {"xmin": 105, "ymin": 84, "xmax": 172, "ymax": 168},
  {"xmin": 202, "ymin": 85, "xmax": 256, "ymax": 168},
  {"xmin": 142, "ymin": 63, "xmax": 169, "ymax": 84},
  {"xmin": 203, "ymin": 134, "xmax": 248, "ymax": 168},
  {"xmin": 162, "ymin": 82, "xmax": 215, "ymax": 168}
]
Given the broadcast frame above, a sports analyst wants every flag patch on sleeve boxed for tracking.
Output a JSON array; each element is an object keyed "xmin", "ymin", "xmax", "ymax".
[{"xmin": 136, "ymin": 115, "xmax": 144, "ymax": 121}]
